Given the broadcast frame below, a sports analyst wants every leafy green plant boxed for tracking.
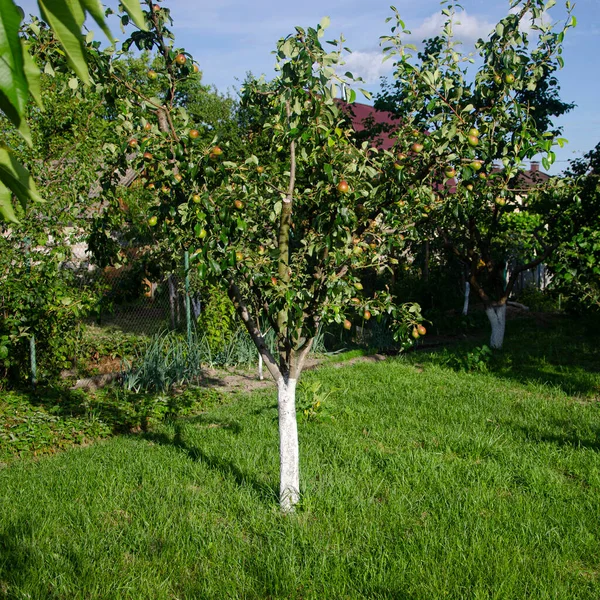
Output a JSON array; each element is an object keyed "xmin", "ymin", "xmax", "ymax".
[
  {"xmin": 196, "ymin": 285, "xmax": 237, "ymax": 354},
  {"xmin": 448, "ymin": 344, "xmax": 493, "ymax": 373},
  {"xmin": 517, "ymin": 285, "xmax": 558, "ymax": 313},
  {"xmin": 297, "ymin": 379, "xmax": 335, "ymax": 423},
  {"xmin": 0, "ymin": 237, "xmax": 99, "ymax": 386},
  {"xmin": 122, "ymin": 330, "xmax": 203, "ymax": 393}
]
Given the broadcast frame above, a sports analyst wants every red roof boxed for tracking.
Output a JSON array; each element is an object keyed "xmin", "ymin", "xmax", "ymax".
[{"xmin": 337, "ymin": 100, "xmax": 399, "ymax": 150}]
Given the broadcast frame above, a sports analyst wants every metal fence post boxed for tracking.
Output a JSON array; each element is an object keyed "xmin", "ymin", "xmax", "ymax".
[
  {"xmin": 30, "ymin": 335, "xmax": 37, "ymax": 388},
  {"xmin": 184, "ymin": 250, "xmax": 192, "ymax": 348},
  {"xmin": 24, "ymin": 236, "xmax": 37, "ymax": 388}
]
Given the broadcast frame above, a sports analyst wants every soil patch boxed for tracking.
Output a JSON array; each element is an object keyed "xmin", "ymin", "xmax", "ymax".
[{"xmin": 201, "ymin": 353, "xmax": 389, "ymax": 395}]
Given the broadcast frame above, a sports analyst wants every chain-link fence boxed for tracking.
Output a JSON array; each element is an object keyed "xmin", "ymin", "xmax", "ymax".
[{"xmin": 66, "ymin": 249, "xmax": 202, "ymax": 384}]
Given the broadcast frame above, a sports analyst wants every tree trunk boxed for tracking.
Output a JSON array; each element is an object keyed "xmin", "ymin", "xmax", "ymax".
[
  {"xmin": 277, "ymin": 376, "xmax": 299, "ymax": 512},
  {"xmin": 462, "ymin": 281, "xmax": 470, "ymax": 316},
  {"xmin": 485, "ymin": 303, "xmax": 506, "ymax": 349}
]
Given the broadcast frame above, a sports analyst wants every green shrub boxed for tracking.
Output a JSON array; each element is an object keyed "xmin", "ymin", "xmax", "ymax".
[
  {"xmin": 0, "ymin": 238, "xmax": 99, "ymax": 386},
  {"xmin": 445, "ymin": 344, "xmax": 493, "ymax": 373},
  {"xmin": 516, "ymin": 285, "xmax": 558, "ymax": 312},
  {"xmin": 196, "ymin": 285, "xmax": 237, "ymax": 354}
]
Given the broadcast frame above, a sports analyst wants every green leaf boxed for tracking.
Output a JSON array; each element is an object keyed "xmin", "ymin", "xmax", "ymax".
[
  {"xmin": 0, "ymin": 144, "xmax": 43, "ymax": 219},
  {"xmin": 0, "ymin": 0, "xmax": 31, "ymax": 143},
  {"xmin": 0, "ymin": 180, "xmax": 18, "ymax": 223},
  {"xmin": 79, "ymin": 0, "xmax": 114, "ymax": 41},
  {"xmin": 347, "ymin": 88, "xmax": 356, "ymax": 103},
  {"xmin": 319, "ymin": 16, "xmax": 331, "ymax": 30},
  {"xmin": 120, "ymin": 0, "xmax": 148, "ymax": 31},
  {"xmin": 38, "ymin": 0, "xmax": 90, "ymax": 84},
  {"xmin": 21, "ymin": 42, "xmax": 42, "ymax": 109}
]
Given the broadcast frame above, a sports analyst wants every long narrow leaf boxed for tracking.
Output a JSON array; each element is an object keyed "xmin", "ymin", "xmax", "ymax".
[
  {"xmin": 120, "ymin": 0, "xmax": 148, "ymax": 31},
  {"xmin": 0, "ymin": 0, "xmax": 31, "ymax": 143},
  {"xmin": 0, "ymin": 145, "xmax": 43, "ymax": 219},
  {"xmin": 38, "ymin": 0, "xmax": 89, "ymax": 84},
  {"xmin": 21, "ymin": 41, "xmax": 42, "ymax": 109},
  {"xmin": 0, "ymin": 180, "xmax": 18, "ymax": 223},
  {"xmin": 79, "ymin": 0, "xmax": 114, "ymax": 41}
]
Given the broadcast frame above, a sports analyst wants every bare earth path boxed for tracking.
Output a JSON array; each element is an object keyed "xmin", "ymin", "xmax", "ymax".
[{"xmin": 200, "ymin": 353, "xmax": 389, "ymax": 395}]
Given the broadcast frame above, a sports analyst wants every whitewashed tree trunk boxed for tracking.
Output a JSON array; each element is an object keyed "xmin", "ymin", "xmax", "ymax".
[
  {"xmin": 258, "ymin": 354, "xmax": 264, "ymax": 380},
  {"xmin": 462, "ymin": 281, "xmax": 470, "ymax": 316},
  {"xmin": 485, "ymin": 303, "xmax": 506, "ymax": 349},
  {"xmin": 277, "ymin": 377, "xmax": 299, "ymax": 512}
]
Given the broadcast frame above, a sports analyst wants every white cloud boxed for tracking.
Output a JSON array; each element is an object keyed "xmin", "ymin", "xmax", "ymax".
[
  {"xmin": 342, "ymin": 51, "xmax": 393, "ymax": 84},
  {"xmin": 508, "ymin": 7, "xmax": 552, "ymax": 35},
  {"xmin": 407, "ymin": 10, "xmax": 495, "ymax": 45}
]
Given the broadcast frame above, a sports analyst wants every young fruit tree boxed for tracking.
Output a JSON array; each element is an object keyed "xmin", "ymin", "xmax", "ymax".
[
  {"xmin": 190, "ymin": 23, "xmax": 426, "ymax": 512},
  {"xmin": 375, "ymin": 0, "xmax": 576, "ymax": 348},
  {"xmin": 91, "ymin": 5, "xmax": 424, "ymax": 512}
]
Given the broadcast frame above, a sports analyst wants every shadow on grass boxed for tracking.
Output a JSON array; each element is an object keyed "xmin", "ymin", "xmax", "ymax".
[
  {"xmin": 16, "ymin": 386, "xmax": 136, "ymax": 432},
  {"xmin": 508, "ymin": 416, "xmax": 600, "ymax": 451},
  {"xmin": 250, "ymin": 402, "xmax": 278, "ymax": 417},
  {"xmin": 142, "ymin": 422, "xmax": 278, "ymax": 503},
  {"xmin": 0, "ymin": 519, "xmax": 38, "ymax": 594},
  {"xmin": 9, "ymin": 372, "xmax": 232, "ymax": 435},
  {"xmin": 494, "ymin": 316, "xmax": 600, "ymax": 397},
  {"xmin": 493, "ymin": 360, "xmax": 600, "ymax": 397},
  {"xmin": 416, "ymin": 315, "xmax": 600, "ymax": 398}
]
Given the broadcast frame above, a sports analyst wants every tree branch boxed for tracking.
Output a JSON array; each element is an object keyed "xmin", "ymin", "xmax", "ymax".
[
  {"xmin": 275, "ymin": 100, "xmax": 296, "ymax": 364},
  {"xmin": 227, "ymin": 279, "xmax": 281, "ymax": 382},
  {"xmin": 505, "ymin": 242, "xmax": 559, "ymax": 297}
]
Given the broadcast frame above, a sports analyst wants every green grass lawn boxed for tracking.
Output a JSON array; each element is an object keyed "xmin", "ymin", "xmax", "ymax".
[{"xmin": 1, "ymin": 315, "xmax": 599, "ymax": 598}]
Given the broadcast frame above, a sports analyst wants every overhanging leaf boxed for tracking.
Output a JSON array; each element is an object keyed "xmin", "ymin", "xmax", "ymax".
[
  {"xmin": 0, "ymin": 145, "xmax": 43, "ymax": 219},
  {"xmin": 21, "ymin": 41, "xmax": 43, "ymax": 109},
  {"xmin": 0, "ymin": 180, "xmax": 18, "ymax": 223},
  {"xmin": 38, "ymin": 0, "xmax": 89, "ymax": 84},
  {"xmin": 0, "ymin": 0, "xmax": 31, "ymax": 143},
  {"xmin": 120, "ymin": 0, "xmax": 148, "ymax": 31},
  {"xmin": 79, "ymin": 0, "xmax": 114, "ymax": 41}
]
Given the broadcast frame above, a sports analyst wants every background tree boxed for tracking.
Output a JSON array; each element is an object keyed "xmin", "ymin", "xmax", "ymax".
[
  {"xmin": 543, "ymin": 142, "xmax": 600, "ymax": 312},
  {"xmin": 0, "ymin": 0, "xmax": 145, "ymax": 221},
  {"xmin": 86, "ymin": 47, "xmax": 238, "ymax": 275},
  {"xmin": 375, "ymin": 0, "xmax": 576, "ymax": 348}
]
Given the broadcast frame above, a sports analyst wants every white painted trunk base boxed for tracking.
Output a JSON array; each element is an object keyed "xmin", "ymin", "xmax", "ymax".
[
  {"xmin": 486, "ymin": 304, "xmax": 506, "ymax": 349},
  {"xmin": 277, "ymin": 377, "xmax": 299, "ymax": 512},
  {"xmin": 462, "ymin": 282, "xmax": 470, "ymax": 316}
]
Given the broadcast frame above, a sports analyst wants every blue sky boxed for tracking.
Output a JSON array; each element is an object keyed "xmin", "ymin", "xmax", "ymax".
[{"xmin": 18, "ymin": 0, "xmax": 600, "ymax": 173}]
